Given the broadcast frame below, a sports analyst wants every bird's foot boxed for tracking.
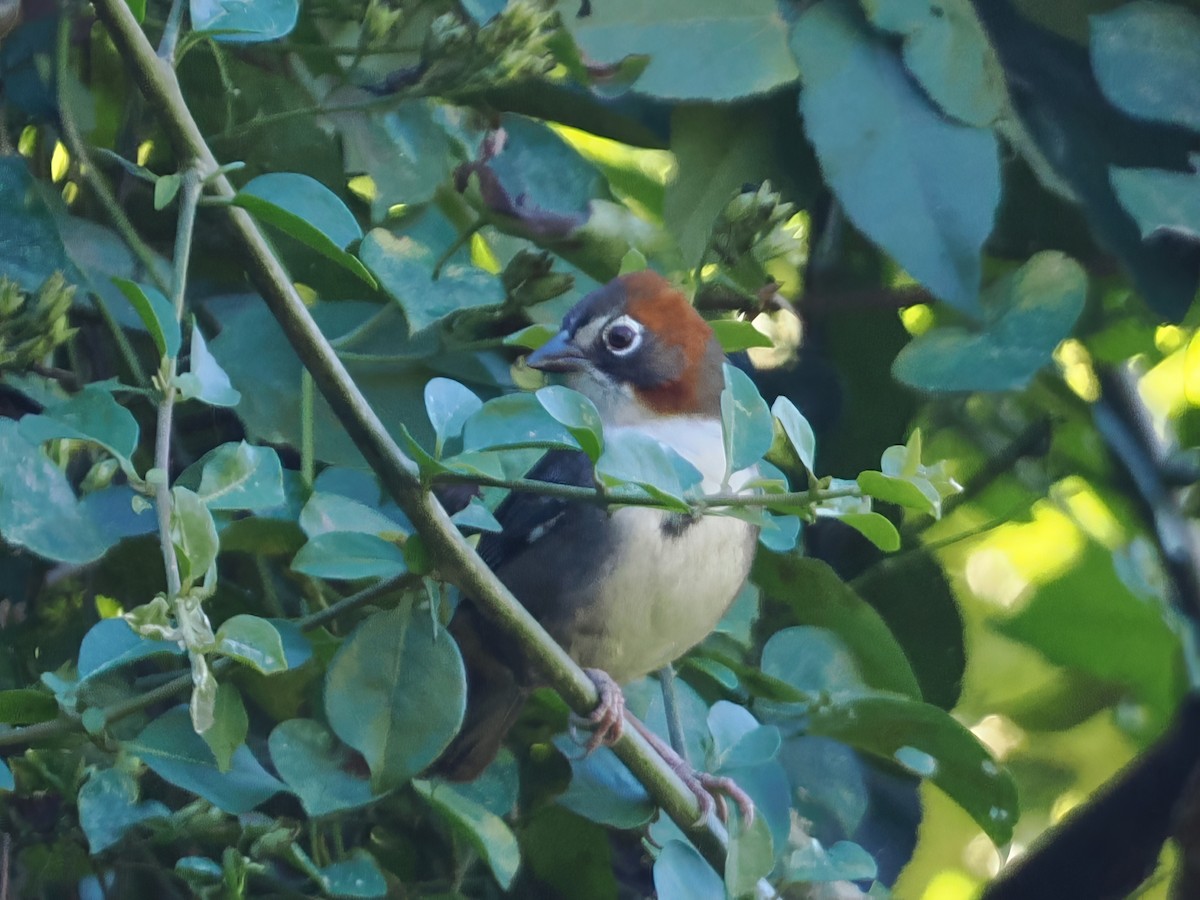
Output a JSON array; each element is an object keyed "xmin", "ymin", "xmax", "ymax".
[
  {"xmin": 626, "ymin": 715, "xmax": 755, "ymax": 826},
  {"xmin": 674, "ymin": 767, "xmax": 756, "ymax": 827},
  {"xmin": 568, "ymin": 668, "xmax": 625, "ymax": 753}
]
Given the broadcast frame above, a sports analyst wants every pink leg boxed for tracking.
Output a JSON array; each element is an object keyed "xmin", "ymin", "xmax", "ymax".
[{"xmin": 627, "ymin": 715, "xmax": 756, "ymax": 827}]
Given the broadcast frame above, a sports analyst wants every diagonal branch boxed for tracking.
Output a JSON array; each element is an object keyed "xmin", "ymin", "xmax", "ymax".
[{"xmin": 88, "ymin": 0, "xmax": 735, "ymax": 871}]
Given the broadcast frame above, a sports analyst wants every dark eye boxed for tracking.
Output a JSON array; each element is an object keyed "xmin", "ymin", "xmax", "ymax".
[{"xmin": 605, "ymin": 323, "xmax": 636, "ymax": 351}]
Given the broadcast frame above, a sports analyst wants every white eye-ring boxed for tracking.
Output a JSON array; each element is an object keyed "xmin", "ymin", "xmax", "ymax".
[{"xmin": 602, "ymin": 315, "xmax": 643, "ymax": 356}]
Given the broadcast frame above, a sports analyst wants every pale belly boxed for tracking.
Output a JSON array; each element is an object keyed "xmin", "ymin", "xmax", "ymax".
[{"xmin": 561, "ymin": 506, "xmax": 756, "ymax": 683}]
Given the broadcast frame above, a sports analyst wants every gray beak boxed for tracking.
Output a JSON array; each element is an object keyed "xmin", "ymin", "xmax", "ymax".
[{"xmin": 526, "ymin": 331, "xmax": 588, "ymax": 372}]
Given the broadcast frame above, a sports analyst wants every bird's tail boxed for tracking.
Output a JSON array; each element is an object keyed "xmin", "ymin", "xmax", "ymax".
[{"xmin": 428, "ymin": 605, "xmax": 531, "ymax": 782}]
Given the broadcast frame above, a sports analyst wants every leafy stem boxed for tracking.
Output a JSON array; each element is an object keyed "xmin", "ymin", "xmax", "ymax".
[
  {"xmin": 152, "ymin": 167, "xmax": 202, "ymax": 600},
  {"xmin": 429, "ymin": 468, "xmax": 861, "ymax": 515}
]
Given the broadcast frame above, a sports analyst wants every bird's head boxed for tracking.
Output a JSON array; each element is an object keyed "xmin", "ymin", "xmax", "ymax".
[{"xmin": 526, "ymin": 272, "xmax": 724, "ymax": 423}]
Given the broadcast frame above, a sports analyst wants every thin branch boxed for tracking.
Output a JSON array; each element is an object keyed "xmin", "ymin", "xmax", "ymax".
[
  {"xmin": 157, "ymin": 0, "xmax": 186, "ymax": 65},
  {"xmin": 153, "ymin": 167, "xmax": 201, "ymax": 601},
  {"xmin": 90, "ymin": 0, "xmax": 736, "ymax": 867},
  {"xmin": 430, "ymin": 470, "xmax": 861, "ymax": 514}
]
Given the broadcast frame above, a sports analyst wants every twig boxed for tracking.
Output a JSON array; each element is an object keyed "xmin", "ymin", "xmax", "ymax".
[
  {"xmin": 658, "ymin": 665, "xmax": 689, "ymax": 764},
  {"xmin": 430, "ymin": 470, "xmax": 861, "ymax": 514},
  {"xmin": 153, "ymin": 167, "xmax": 201, "ymax": 601}
]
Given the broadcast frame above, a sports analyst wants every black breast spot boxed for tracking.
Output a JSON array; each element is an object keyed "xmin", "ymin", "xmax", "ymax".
[{"xmin": 660, "ymin": 512, "xmax": 700, "ymax": 539}]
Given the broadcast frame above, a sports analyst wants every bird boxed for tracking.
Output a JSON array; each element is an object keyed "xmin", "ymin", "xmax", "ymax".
[{"xmin": 432, "ymin": 270, "xmax": 759, "ymax": 820}]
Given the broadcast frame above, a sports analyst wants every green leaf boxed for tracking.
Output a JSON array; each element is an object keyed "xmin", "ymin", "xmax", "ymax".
[
  {"xmin": 892, "ymin": 251, "xmax": 1087, "ymax": 392},
  {"xmin": 554, "ymin": 738, "xmax": 655, "ymax": 829},
  {"xmin": 209, "ymin": 301, "xmax": 444, "ymax": 470},
  {"xmin": 565, "ymin": 0, "xmax": 798, "ymax": 101},
  {"xmin": 126, "ymin": 706, "xmax": 284, "ymax": 814},
  {"xmin": 190, "ymin": 0, "xmax": 299, "ymax": 42},
  {"xmin": 0, "ymin": 689, "xmax": 57, "ymax": 725},
  {"xmin": 787, "ymin": 838, "xmax": 877, "ymax": 883},
  {"xmin": 77, "ymin": 618, "xmax": 183, "ymax": 681},
  {"xmin": 862, "ymin": 0, "xmax": 1008, "ymax": 127},
  {"xmin": 536, "ymin": 386, "xmax": 604, "ymax": 461},
  {"xmin": 503, "ymin": 323, "xmax": 556, "ymax": 350},
  {"xmin": 0, "ymin": 420, "xmax": 113, "ymax": 563},
  {"xmin": 78, "ymin": 767, "xmax": 170, "ymax": 854},
  {"xmin": 170, "ymin": 486, "xmax": 219, "ymax": 586},
  {"xmin": 319, "ymin": 852, "xmax": 388, "ymax": 899},
  {"xmin": 857, "ymin": 471, "xmax": 936, "ymax": 515},
  {"xmin": 425, "ymin": 378, "xmax": 483, "ymax": 456},
  {"xmin": 836, "ymin": 512, "xmax": 901, "ymax": 551},
  {"xmin": 664, "ymin": 104, "xmax": 782, "ymax": 267},
  {"xmin": 175, "ymin": 323, "xmax": 242, "ymax": 407},
  {"xmin": 770, "ymin": 396, "xmax": 816, "ymax": 473},
  {"xmin": 413, "ymin": 780, "xmax": 521, "ymax": 889},
  {"xmin": 299, "ymin": 493, "xmax": 408, "ymax": 540},
  {"xmin": 112, "ymin": 278, "xmax": 180, "ymax": 358},
  {"xmin": 710, "ymin": 319, "xmax": 773, "ymax": 354},
  {"xmin": 186, "ymin": 442, "xmax": 285, "ymax": 511},
  {"xmin": 594, "ymin": 429, "xmax": 703, "ymax": 510},
  {"xmin": 154, "ymin": 173, "xmax": 180, "ymax": 210},
  {"xmin": 805, "ymin": 693, "xmax": 1018, "ymax": 845},
  {"xmin": 291, "ymin": 532, "xmax": 407, "ymax": 580},
  {"xmin": 268, "ymin": 719, "xmax": 375, "ymax": 817},
  {"xmin": 791, "ymin": 0, "xmax": 999, "ymax": 314},
  {"xmin": 1091, "ymin": 2, "xmax": 1200, "ymax": 131},
  {"xmin": 1111, "ymin": 164, "xmax": 1200, "ymax": 243},
  {"xmin": 760, "ymin": 626, "xmax": 866, "ymax": 699},
  {"xmin": 755, "ymin": 556, "xmax": 921, "ymax": 699},
  {"xmin": 330, "ymin": 98, "xmax": 459, "ymax": 219},
  {"xmin": 652, "ymin": 841, "xmax": 723, "ymax": 900},
  {"xmin": 721, "ymin": 364, "xmax": 773, "ymax": 476},
  {"xmin": 461, "ymin": 392, "xmax": 581, "ymax": 454},
  {"xmin": 360, "ymin": 229, "xmax": 505, "ymax": 335},
  {"xmin": 451, "ymin": 498, "xmax": 503, "ymax": 533},
  {"xmin": 233, "ymin": 173, "xmax": 375, "ymax": 287},
  {"xmin": 324, "ymin": 606, "xmax": 466, "ymax": 791},
  {"xmin": 200, "ymin": 682, "xmax": 248, "ymax": 773},
  {"xmin": 726, "ymin": 809, "xmax": 774, "ymax": 899},
  {"xmin": 707, "ymin": 702, "xmax": 780, "ymax": 771},
  {"xmin": 214, "ymin": 615, "xmax": 288, "ymax": 674},
  {"xmin": 19, "ymin": 385, "xmax": 139, "ymax": 472}
]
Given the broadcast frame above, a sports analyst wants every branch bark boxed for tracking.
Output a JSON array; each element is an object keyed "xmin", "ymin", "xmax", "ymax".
[{"xmin": 89, "ymin": 0, "xmax": 735, "ymax": 870}]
